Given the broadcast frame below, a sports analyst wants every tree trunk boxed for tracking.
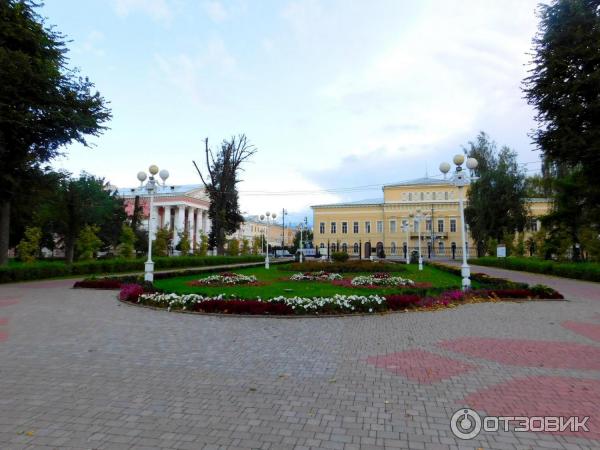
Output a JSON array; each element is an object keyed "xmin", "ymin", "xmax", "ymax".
[
  {"xmin": 0, "ymin": 200, "xmax": 10, "ymax": 266},
  {"xmin": 65, "ymin": 235, "xmax": 75, "ymax": 264}
]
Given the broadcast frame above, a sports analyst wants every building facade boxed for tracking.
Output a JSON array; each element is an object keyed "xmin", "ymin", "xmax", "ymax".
[
  {"xmin": 229, "ymin": 215, "xmax": 296, "ymax": 251},
  {"xmin": 312, "ymin": 177, "xmax": 551, "ymax": 259},
  {"xmin": 119, "ymin": 184, "xmax": 211, "ymax": 252}
]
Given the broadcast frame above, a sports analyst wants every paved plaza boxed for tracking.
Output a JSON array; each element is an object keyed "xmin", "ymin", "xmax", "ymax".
[{"xmin": 0, "ymin": 266, "xmax": 599, "ymax": 450}]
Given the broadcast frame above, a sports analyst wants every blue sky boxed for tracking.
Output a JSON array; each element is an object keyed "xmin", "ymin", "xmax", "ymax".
[{"xmin": 42, "ymin": 0, "xmax": 544, "ymax": 224}]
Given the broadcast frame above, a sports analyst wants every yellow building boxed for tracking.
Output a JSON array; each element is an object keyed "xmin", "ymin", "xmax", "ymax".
[{"xmin": 312, "ymin": 177, "xmax": 551, "ymax": 259}]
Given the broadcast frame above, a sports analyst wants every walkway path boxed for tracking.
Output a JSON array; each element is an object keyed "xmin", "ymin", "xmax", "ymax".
[{"xmin": 0, "ymin": 264, "xmax": 598, "ymax": 449}]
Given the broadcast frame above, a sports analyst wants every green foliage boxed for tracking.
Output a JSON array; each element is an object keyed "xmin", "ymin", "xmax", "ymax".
[
  {"xmin": 197, "ymin": 135, "xmax": 256, "ymax": 255},
  {"xmin": 486, "ymin": 238, "xmax": 498, "ymax": 257},
  {"xmin": 579, "ymin": 226, "xmax": 600, "ymax": 261},
  {"xmin": 464, "ymin": 132, "xmax": 529, "ymax": 256},
  {"xmin": 227, "ymin": 238, "xmax": 240, "ymax": 256},
  {"xmin": 472, "ymin": 256, "xmax": 600, "ymax": 282},
  {"xmin": 195, "ymin": 233, "xmax": 209, "ymax": 256},
  {"xmin": 0, "ymin": 255, "xmax": 264, "ymax": 284},
  {"xmin": 515, "ymin": 234, "xmax": 525, "ymax": 257},
  {"xmin": 0, "ymin": 0, "xmax": 111, "ymax": 265},
  {"xmin": 17, "ymin": 226, "xmax": 42, "ymax": 263},
  {"xmin": 153, "ymin": 227, "xmax": 171, "ymax": 257},
  {"xmin": 251, "ymin": 236, "xmax": 262, "ymax": 254},
  {"xmin": 241, "ymin": 238, "xmax": 250, "ymax": 255},
  {"xmin": 293, "ymin": 228, "xmax": 313, "ymax": 251},
  {"xmin": 117, "ymin": 225, "xmax": 137, "ymax": 258},
  {"xmin": 177, "ymin": 232, "xmax": 191, "ymax": 255},
  {"xmin": 523, "ymin": 0, "xmax": 600, "ymax": 259},
  {"xmin": 284, "ymin": 260, "xmax": 406, "ymax": 273},
  {"xmin": 76, "ymin": 225, "xmax": 102, "ymax": 260},
  {"xmin": 331, "ymin": 251, "xmax": 349, "ymax": 262}
]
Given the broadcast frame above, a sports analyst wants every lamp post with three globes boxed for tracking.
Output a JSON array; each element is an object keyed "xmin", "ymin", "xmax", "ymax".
[
  {"xmin": 260, "ymin": 211, "xmax": 277, "ymax": 269},
  {"xmin": 137, "ymin": 165, "xmax": 169, "ymax": 282},
  {"xmin": 439, "ymin": 154, "xmax": 478, "ymax": 289}
]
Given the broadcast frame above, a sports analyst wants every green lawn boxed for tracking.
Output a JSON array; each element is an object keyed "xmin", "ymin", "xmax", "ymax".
[{"xmin": 153, "ymin": 263, "xmax": 468, "ymax": 299}]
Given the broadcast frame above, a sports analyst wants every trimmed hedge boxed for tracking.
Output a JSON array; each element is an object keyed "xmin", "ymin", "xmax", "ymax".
[
  {"xmin": 429, "ymin": 262, "xmax": 529, "ymax": 289},
  {"xmin": 0, "ymin": 255, "xmax": 263, "ymax": 284},
  {"xmin": 470, "ymin": 257, "xmax": 600, "ymax": 283}
]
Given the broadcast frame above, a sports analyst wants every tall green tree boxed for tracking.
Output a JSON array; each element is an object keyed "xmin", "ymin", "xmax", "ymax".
[
  {"xmin": 194, "ymin": 135, "xmax": 256, "ymax": 255},
  {"xmin": 464, "ymin": 132, "xmax": 529, "ymax": 256},
  {"xmin": 0, "ymin": 1, "xmax": 111, "ymax": 265},
  {"xmin": 40, "ymin": 174, "xmax": 122, "ymax": 263},
  {"xmin": 523, "ymin": 0, "xmax": 600, "ymax": 258}
]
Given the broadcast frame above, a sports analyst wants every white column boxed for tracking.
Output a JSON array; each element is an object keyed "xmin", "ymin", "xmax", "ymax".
[
  {"xmin": 187, "ymin": 208, "xmax": 194, "ymax": 251},
  {"xmin": 173, "ymin": 205, "xmax": 185, "ymax": 248}
]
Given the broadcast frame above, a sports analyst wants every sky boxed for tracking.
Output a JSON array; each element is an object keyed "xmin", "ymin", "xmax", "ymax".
[{"xmin": 41, "ymin": 0, "xmax": 546, "ymax": 225}]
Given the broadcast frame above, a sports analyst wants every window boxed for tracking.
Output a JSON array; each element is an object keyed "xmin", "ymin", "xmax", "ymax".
[
  {"xmin": 413, "ymin": 220, "xmax": 418, "ymax": 232},
  {"xmin": 342, "ymin": 222, "xmax": 348, "ymax": 234},
  {"xmin": 376, "ymin": 221, "xmax": 383, "ymax": 233},
  {"xmin": 391, "ymin": 242, "xmax": 397, "ymax": 255},
  {"xmin": 432, "ymin": 192, "xmax": 436, "ymax": 200},
  {"xmin": 438, "ymin": 219, "xmax": 444, "ymax": 232},
  {"xmin": 420, "ymin": 192, "xmax": 424, "ymax": 201},
  {"xmin": 409, "ymin": 193, "xmax": 413, "ymax": 201},
  {"xmin": 319, "ymin": 222, "xmax": 325, "ymax": 234},
  {"xmin": 320, "ymin": 243, "xmax": 325, "ymax": 248},
  {"xmin": 341, "ymin": 243, "xmax": 348, "ymax": 253},
  {"xmin": 353, "ymin": 221, "xmax": 359, "ymax": 233},
  {"xmin": 365, "ymin": 221, "xmax": 371, "ymax": 233},
  {"xmin": 450, "ymin": 219, "xmax": 456, "ymax": 232},
  {"xmin": 444, "ymin": 191, "xmax": 449, "ymax": 200},
  {"xmin": 331, "ymin": 222, "xmax": 336, "ymax": 234},
  {"xmin": 530, "ymin": 220, "xmax": 538, "ymax": 232},
  {"xmin": 425, "ymin": 218, "xmax": 432, "ymax": 231},
  {"xmin": 439, "ymin": 241, "xmax": 445, "ymax": 252},
  {"xmin": 353, "ymin": 243, "xmax": 359, "ymax": 253},
  {"xmin": 390, "ymin": 220, "xmax": 396, "ymax": 233}
]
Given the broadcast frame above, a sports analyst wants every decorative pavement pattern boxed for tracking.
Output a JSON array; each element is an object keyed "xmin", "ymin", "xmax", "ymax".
[{"xmin": 0, "ymin": 265, "xmax": 598, "ymax": 450}]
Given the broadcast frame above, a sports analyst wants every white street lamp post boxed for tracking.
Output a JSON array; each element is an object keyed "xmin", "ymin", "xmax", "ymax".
[
  {"xmin": 137, "ymin": 165, "xmax": 169, "ymax": 282},
  {"xmin": 260, "ymin": 211, "xmax": 277, "ymax": 269},
  {"xmin": 403, "ymin": 220, "xmax": 410, "ymax": 265},
  {"xmin": 440, "ymin": 155, "xmax": 478, "ymax": 289},
  {"xmin": 416, "ymin": 209, "xmax": 425, "ymax": 271}
]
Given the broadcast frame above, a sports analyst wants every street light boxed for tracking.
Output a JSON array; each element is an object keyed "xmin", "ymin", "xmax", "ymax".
[
  {"xmin": 297, "ymin": 216, "xmax": 307, "ymax": 263},
  {"xmin": 402, "ymin": 220, "xmax": 410, "ymax": 264},
  {"xmin": 439, "ymin": 154, "xmax": 478, "ymax": 289},
  {"xmin": 137, "ymin": 165, "xmax": 169, "ymax": 282},
  {"xmin": 413, "ymin": 209, "xmax": 426, "ymax": 271},
  {"xmin": 259, "ymin": 211, "xmax": 277, "ymax": 269}
]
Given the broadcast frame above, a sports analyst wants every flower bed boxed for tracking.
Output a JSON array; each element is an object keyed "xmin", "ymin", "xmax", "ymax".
[
  {"xmin": 188, "ymin": 272, "xmax": 258, "ymax": 286},
  {"xmin": 350, "ymin": 273, "xmax": 414, "ymax": 287},
  {"xmin": 73, "ymin": 279, "xmax": 123, "ymax": 289},
  {"xmin": 283, "ymin": 260, "xmax": 405, "ymax": 273},
  {"xmin": 289, "ymin": 271, "xmax": 343, "ymax": 281}
]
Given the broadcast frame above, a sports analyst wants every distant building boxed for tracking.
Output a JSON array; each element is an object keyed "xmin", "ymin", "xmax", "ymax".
[
  {"xmin": 229, "ymin": 215, "xmax": 296, "ymax": 251},
  {"xmin": 118, "ymin": 184, "xmax": 210, "ymax": 252},
  {"xmin": 312, "ymin": 177, "xmax": 551, "ymax": 258}
]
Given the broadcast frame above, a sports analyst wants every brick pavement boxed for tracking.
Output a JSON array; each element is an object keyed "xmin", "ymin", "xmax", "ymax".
[{"xmin": 0, "ymin": 267, "xmax": 599, "ymax": 450}]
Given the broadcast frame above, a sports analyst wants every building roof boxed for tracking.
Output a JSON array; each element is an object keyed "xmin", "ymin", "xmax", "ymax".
[
  {"xmin": 384, "ymin": 176, "xmax": 450, "ymax": 187},
  {"xmin": 311, "ymin": 197, "xmax": 384, "ymax": 208},
  {"xmin": 117, "ymin": 184, "xmax": 204, "ymax": 197}
]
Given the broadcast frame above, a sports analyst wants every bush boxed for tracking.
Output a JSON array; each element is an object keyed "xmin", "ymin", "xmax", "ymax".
[
  {"xmin": 284, "ymin": 260, "xmax": 405, "ymax": 273},
  {"xmin": 153, "ymin": 227, "xmax": 171, "ymax": 257},
  {"xmin": 73, "ymin": 279, "xmax": 123, "ymax": 289},
  {"xmin": 17, "ymin": 226, "xmax": 42, "ymax": 263},
  {"xmin": 117, "ymin": 225, "xmax": 136, "ymax": 258},
  {"xmin": 119, "ymin": 284, "xmax": 145, "ymax": 302},
  {"xmin": 76, "ymin": 225, "xmax": 102, "ymax": 260},
  {"xmin": 471, "ymin": 256, "xmax": 600, "ymax": 282},
  {"xmin": 190, "ymin": 299, "xmax": 293, "ymax": 315},
  {"xmin": 385, "ymin": 294, "xmax": 421, "ymax": 310},
  {"xmin": 331, "ymin": 251, "xmax": 349, "ymax": 262},
  {"xmin": 0, "ymin": 255, "xmax": 264, "ymax": 284}
]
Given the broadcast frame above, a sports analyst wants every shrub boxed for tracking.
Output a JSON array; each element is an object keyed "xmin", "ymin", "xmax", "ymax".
[
  {"xmin": 119, "ymin": 284, "xmax": 145, "ymax": 302},
  {"xmin": 196, "ymin": 233, "xmax": 208, "ymax": 256},
  {"xmin": 386, "ymin": 294, "xmax": 421, "ymax": 310},
  {"xmin": 470, "ymin": 257, "xmax": 600, "ymax": 283},
  {"xmin": 331, "ymin": 251, "xmax": 349, "ymax": 262},
  {"xmin": 153, "ymin": 227, "xmax": 171, "ymax": 257},
  {"xmin": 73, "ymin": 279, "xmax": 122, "ymax": 289},
  {"xmin": 17, "ymin": 226, "xmax": 42, "ymax": 263},
  {"xmin": 117, "ymin": 225, "xmax": 136, "ymax": 258},
  {"xmin": 191, "ymin": 299, "xmax": 293, "ymax": 315},
  {"xmin": 177, "ymin": 232, "xmax": 191, "ymax": 254},
  {"xmin": 76, "ymin": 225, "xmax": 102, "ymax": 260},
  {"xmin": 227, "ymin": 238, "xmax": 240, "ymax": 256}
]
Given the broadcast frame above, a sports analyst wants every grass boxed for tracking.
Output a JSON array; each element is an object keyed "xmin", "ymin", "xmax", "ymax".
[{"xmin": 153, "ymin": 263, "xmax": 470, "ymax": 298}]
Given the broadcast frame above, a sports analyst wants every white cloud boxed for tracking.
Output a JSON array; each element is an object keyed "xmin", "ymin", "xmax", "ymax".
[
  {"xmin": 113, "ymin": 0, "xmax": 174, "ymax": 22},
  {"xmin": 204, "ymin": 1, "xmax": 228, "ymax": 23},
  {"xmin": 154, "ymin": 37, "xmax": 237, "ymax": 103}
]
